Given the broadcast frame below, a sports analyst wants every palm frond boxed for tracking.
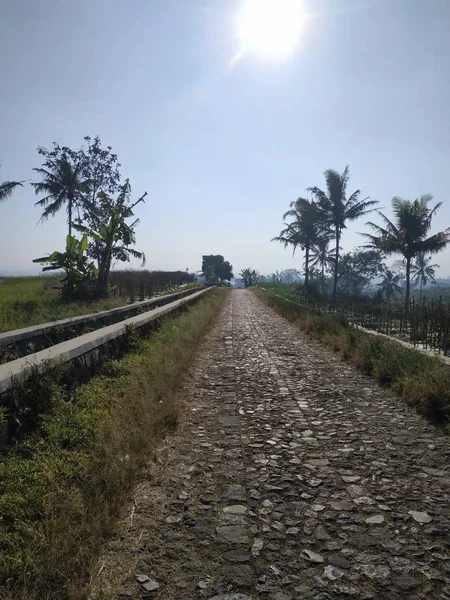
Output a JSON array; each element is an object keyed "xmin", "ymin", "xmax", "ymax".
[
  {"xmin": 37, "ymin": 197, "xmax": 67, "ymax": 222},
  {"xmin": 413, "ymin": 230, "xmax": 450, "ymax": 255},
  {"xmin": 0, "ymin": 180, "xmax": 23, "ymax": 201},
  {"xmin": 344, "ymin": 198, "xmax": 378, "ymax": 222}
]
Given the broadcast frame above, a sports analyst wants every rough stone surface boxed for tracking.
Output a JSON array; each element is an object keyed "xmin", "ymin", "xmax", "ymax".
[{"xmin": 90, "ymin": 290, "xmax": 450, "ymax": 600}]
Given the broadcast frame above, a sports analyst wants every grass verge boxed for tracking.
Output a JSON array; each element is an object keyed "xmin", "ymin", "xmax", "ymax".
[
  {"xmin": 253, "ymin": 287, "xmax": 450, "ymax": 427},
  {"xmin": 0, "ymin": 288, "xmax": 228, "ymax": 600}
]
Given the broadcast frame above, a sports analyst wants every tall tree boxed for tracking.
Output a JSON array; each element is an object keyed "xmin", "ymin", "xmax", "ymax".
[
  {"xmin": 377, "ymin": 269, "xmax": 403, "ymax": 301},
  {"xmin": 32, "ymin": 144, "xmax": 88, "ymax": 236},
  {"xmin": 78, "ymin": 136, "xmax": 122, "ymax": 265},
  {"xmin": 201, "ymin": 255, "xmax": 233, "ymax": 282},
  {"xmin": 410, "ymin": 252, "xmax": 439, "ymax": 298},
  {"xmin": 362, "ymin": 195, "xmax": 449, "ymax": 309},
  {"xmin": 308, "ymin": 166, "xmax": 377, "ymax": 296},
  {"xmin": 0, "ymin": 166, "xmax": 23, "ymax": 202},
  {"xmin": 80, "ymin": 136, "xmax": 121, "ymax": 206},
  {"xmin": 272, "ymin": 198, "xmax": 325, "ymax": 286}
]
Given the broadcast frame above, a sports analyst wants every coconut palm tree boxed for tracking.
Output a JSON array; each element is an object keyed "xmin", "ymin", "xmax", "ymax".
[
  {"xmin": 310, "ymin": 239, "xmax": 334, "ymax": 279},
  {"xmin": 32, "ymin": 151, "xmax": 88, "ymax": 236},
  {"xmin": 410, "ymin": 252, "xmax": 439, "ymax": 298},
  {"xmin": 377, "ymin": 269, "xmax": 403, "ymax": 301},
  {"xmin": 308, "ymin": 166, "xmax": 378, "ymax": 296},
  {"xmin": 362, "ymin": 195, "xmax": 449, "ymax": 310},
  {"xmin": 272, "ymin": 198, "xmax": 323, "ymax": 286},
  {"xmin": 0, "ymin": 167, "xmax": 23, "ymax": 202}
]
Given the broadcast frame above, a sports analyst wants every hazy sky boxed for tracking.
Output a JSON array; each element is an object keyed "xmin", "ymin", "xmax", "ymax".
[{"xmin": 1, "ymin": 0, "xmax": 450, "ymax": 277}]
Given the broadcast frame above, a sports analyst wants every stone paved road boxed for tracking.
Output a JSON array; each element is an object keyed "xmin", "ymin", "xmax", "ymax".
[{"xmin": 93, "ymin": 290, "xmax": 450, "ymax": 600}]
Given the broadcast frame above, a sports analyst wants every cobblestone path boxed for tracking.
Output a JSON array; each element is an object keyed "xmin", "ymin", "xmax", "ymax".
[{"xmin": 93, "ymin": 290, "xmax": 450, "ymax": 600}]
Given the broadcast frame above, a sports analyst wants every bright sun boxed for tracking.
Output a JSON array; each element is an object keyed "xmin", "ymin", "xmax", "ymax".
[{"xmin": 238, "ymin": 0, "xmax": 304, "ymax": 60}]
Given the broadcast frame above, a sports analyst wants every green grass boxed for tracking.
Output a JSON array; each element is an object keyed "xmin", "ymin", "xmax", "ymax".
[
  {"xmin": 0, "ymin": 288, "xmax": 228, "ymax": 600},
  {"xmin": 0, "ymin": 277, "xmax": 125, "ymax": 333},
  {"xmin": 254, "ymin": 287, "xmax": 450, "ymax": 427}
]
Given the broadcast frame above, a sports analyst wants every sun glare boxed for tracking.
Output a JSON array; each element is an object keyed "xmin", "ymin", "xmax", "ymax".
[{"xmin": 238, "ymin": 0, "xmax": 304, "ymax": 60}]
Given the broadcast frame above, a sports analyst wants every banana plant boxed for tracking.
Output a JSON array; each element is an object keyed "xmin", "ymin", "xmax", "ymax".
[
  {"xmin": 74, "ymin": 180, "xmax": 146, "ymax": 297},
  {"xmin": 33, "ymin": 234, "xmax": 98, "ymax": 299}
]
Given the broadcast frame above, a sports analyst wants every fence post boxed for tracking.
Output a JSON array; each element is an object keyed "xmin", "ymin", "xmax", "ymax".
[
  {"xmin": 422, "ymin": 295, "xmax": 427, "ymax": 350},
  {"xmin": 445, "ymin": 303, "xmax": 449, "ymax": 357}
]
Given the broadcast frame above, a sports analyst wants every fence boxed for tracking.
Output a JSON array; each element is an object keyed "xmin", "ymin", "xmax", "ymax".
[
  {"xmin": 109, "ymin": 270, "xmax": 195, "ymax": 300},
  {"xmin": 309, "ymin": 294, "xmax": 450, "ymax": 356}
]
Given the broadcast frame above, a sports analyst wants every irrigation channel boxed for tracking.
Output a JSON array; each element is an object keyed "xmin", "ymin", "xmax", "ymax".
[
  {"xmin": 0, "ymin": 286, "xmax": 203, "ymax": 364},
  {"xmin": 0, "ymin": 286, "xmax": 212, "ymax": 444}
]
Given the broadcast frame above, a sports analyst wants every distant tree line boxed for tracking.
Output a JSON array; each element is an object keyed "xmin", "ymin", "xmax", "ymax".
[{"xmin": 273, "ymin": 166, "xmax": 450, "ymax": 310}]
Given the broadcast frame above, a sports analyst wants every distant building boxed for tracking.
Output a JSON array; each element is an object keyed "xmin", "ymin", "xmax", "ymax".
[{"xmin": 232, "ymin": 278, "xmax": 245, "ymax": 289}]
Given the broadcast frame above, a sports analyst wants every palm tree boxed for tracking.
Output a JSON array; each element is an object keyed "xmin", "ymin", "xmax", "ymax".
[
  {"xmin": 32, "ymin": 153, "xmax": 88, "ymax": 236},
  {"xmin": 377, "ymin": 269, "xmax": 403, "ymax": 301},
  {"xmin": 362, "ymin": 195, "xmax": 449, "ymax": 310},
  {"xmin": 410, "ymin": 252, "xmax": 439, "ymax": 298},
  {"xmin": 272, "ymin": 198, "xmax": 323, "ymax": 286},
  {"xmin": 0, "ymin": 167, "xmax": 23, "ymax": 202},
  {"xmin": 308, "ymin": 166, "xmax": 378, "ymax": 296},
  {"xmin": 310, "ymin": 239, "xmax": 334, "ymax": 278}
]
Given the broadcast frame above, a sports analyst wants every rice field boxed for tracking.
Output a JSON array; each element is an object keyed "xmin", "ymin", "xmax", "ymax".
[{"xmin": 0, "ymin": 276, "xmax": 124, "ymax": 333}]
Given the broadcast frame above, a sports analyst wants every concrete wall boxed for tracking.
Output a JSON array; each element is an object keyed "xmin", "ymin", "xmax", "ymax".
[
  {"xmin": 0, "ymin": 287, "xmax": 211, "ymax": 396},
  {"xmin": 0, "ymin": 287, "xmax": 201, "ymax": 351}
]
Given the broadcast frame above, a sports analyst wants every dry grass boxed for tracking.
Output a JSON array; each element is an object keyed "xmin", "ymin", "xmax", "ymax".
[
  {"xmin": 0, "ymin": 288, "xmax": 229, "ymax": 600},
  {"xmin": 254, "ymin": 287, "xmax": 450, "ymax": 427}
]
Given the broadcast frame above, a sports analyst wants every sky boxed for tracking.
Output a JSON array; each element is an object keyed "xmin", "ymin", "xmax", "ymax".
[{"xmin": 1, "ymin": 0, "xmax": 450, "ymax": 277}]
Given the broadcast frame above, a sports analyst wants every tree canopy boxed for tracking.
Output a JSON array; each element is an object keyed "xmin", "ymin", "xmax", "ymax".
[
  {"xmin": 363, "ymin": 195, "xmax": 449, "ymax": 308},
  {"xmin": 337, "ymin": 249, "xmax": 385, "ymax": 293},
  {"xmin": 201, "ymin": 255, "xmax": 233, "ymax": 282},
  {"xmin": 272, "ymin": 197, "xmax": 328, "ymax": 286},
  {"xmin": 308, "ymin": 166, "xmax": 377, "ymax": 296}
]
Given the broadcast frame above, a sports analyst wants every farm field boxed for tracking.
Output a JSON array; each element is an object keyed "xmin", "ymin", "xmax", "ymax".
[
  {"xmin": 0, "ymin": 276, "xmax": 124, "ymax": 333},
  {"xmin": 0, "ymin": 270, "xmax": 196, "ymax": 333}
]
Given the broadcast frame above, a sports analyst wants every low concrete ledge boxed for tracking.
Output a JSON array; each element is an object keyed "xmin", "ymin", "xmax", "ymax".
[
  {"xmin": 0, "ymin": 287, "xmax": 201, "ymax": 348},
  {"xmin": 0, "ymin": 287, "xmax": 211, "ymax": 395}
]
